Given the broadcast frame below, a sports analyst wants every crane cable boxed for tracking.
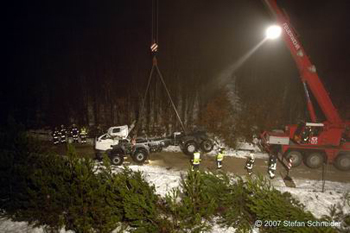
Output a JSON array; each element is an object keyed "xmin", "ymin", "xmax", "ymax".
[
  {"xmin": 139, "ymin": 0, "xmax": 187, "ymax": 134},
  {"xmin": 151, "ymin": 0, "xmax": 159, "ymax": 45}
]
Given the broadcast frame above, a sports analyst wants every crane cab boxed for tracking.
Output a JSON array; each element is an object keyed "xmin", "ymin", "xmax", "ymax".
[{"xmin": 292, "ymin": 122, "xmax": 324, "ymax": 145}]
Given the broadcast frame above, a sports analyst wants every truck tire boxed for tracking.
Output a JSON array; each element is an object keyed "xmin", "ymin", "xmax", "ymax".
[
  {"xmin": 200, "ymin": 139, "xmax": 214, "ymax": 153},
  {"xmin": 110, "ymin": 154, "xmax": 124, "ymax": 166},
  {"xmin": 304, "ymin": 152, "xmax": 324, "ymax": 169},
  {"xmin": 156, "ymin": 147, "xmax": 163, "ymax": 153},
  {"xmin": 183, "ymin": 140, "xmax": 198, "ymax": 156},
  {"xmin": 334, "ymin": 153, "xmax": 350, "ymax": 171},
  {"xmin": 97, "ymin": 149, "xmax": 112, "ymax": 160},
  {"xmin": 285, "ymin": 150, "xmax": 303, "ymax": 167},
  {"xmin": 132, "ymin": 148, "xmax": 148, "ymax": 164}
]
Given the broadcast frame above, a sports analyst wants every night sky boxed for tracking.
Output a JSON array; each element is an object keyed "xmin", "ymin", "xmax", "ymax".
[{"xmin": 3, "ymin": 0, "xmax": 350, "ymax": 126}]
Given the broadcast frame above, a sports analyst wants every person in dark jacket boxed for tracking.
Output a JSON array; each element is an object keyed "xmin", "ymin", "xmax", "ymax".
[
  {"xmin": 52, "ymin": 127, "xmax": 60, "ymax": 145},
  {"xmin": 60, "ymin": 125, "xmax": 67, "ymax": 143},
  {"xmin": 268, "ymin": 155, "xmax": 277, "ymax": 179},
  {"xmin": 245, "ymin": 153, "xmax": 255, "ymax": 176},
  {"xmin": 71, "ymin": 124, "xmax": 79, "ymax": 143}
]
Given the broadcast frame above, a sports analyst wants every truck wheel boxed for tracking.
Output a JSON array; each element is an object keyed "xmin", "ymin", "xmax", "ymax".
[
  {"xmin": 133, "ymin": 149, "xmax": 148, "ymax": 164},
  {"xmin": 96, "ymin": 149, "xmax": 111, "ymax": 160},
  {"xmin": 183, "ymin": 140, "xmax": 198, "ymax": 156},
  {"xmin": 285, "ymin": 150, "xmax": 303, "ymax": 167},
  {"xmin": 200, "ymin": 139, "xmax": 214, "ymax": 152},
  {"xmin": 110, "ymin": 154, "xmax": 124, "ymax": 166},
  {"xmin": 334, "ymin": 153, "xmax": 350, "ymax": 171},
  {"xmin": 304, "ymin": 152, "xmax": 324, "ymax": 169},
  {"xmin": 156, "ymin": 147, "xmax": 163, "ymax": 153}
]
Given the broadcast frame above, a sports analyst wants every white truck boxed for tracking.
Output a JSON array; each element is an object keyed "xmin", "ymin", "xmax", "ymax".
[
  {"xmin": 95, "ymin": 124, "xmax": 215, "ymax": 165},
  {"xmin": 94, "ymin": 125, "xmax": 151, "ymax": 165}
]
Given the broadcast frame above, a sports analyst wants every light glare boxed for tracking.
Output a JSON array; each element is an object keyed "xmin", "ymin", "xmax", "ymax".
[{"xmin": 266, "ymin": 25, "xmax": 282, "ymax": 39}]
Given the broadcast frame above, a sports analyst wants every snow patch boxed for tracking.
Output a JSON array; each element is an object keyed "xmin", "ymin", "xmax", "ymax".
[
  {"xmin": 163, "ymin": 145, "xmax": 182, "ymax": 153},
  {"xmin": 0, "ymin": 218, "xmax": 73, "ymax": 233}
]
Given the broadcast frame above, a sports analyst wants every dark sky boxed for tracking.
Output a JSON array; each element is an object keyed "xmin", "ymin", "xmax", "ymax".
[{"xmin": 3, "ymin": 0, "xmax": 350, "ymax": 124}]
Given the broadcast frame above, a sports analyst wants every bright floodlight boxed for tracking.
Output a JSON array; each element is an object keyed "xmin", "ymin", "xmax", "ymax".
[{"xmin": 266, "ymin": 25, "xmax": 282, "ymax": 39}]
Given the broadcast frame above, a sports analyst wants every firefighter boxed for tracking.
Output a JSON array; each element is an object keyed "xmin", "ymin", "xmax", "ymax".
[
  {"xmin": 52, "ymin": 127, "xmax": 60, "ymax": 145},
  {"xmin": 216, "ymin": 148, "xmax": 225, "ymax": 169},
  {"xmin": 60, "ymin": 125, "xmax": 67, "ymax": 143},
  {"xmin": 245, "ymin": 152, "xmax": 255, "ymax": 176},
  {"xmin": 71, "ymin": 124, "xmax": 79, "ymax": 143},
  {"xmin": 301, "ymin": 126, "xmax": 312, "ymax": 143},
  {"xmin": 80, "ymin": 126, "xmax": 88, "ymax": 144},
  {"xmin": 268, "ymin": 155, "xmax": 277, "ymax": 179},
  {"xmin": 191, "ymin": 150, "xmax": 201, "ymax": 171}
]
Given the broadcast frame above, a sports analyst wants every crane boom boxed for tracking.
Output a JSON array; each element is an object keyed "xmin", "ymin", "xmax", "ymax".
[{"xmin": 264, "ymin": 0, "xmax": 342, "ymax": 125}]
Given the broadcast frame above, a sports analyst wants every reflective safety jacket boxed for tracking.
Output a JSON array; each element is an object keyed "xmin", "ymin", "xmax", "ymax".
[
  {"xmin": 80, "ymin": 127, "xmax": 87, "ymax": 135},
  {"xmin": 52, "ymin": 130, "xmax": 59, "ymax": 138},
  {"xmin": 216, "ymin": 153, "xmax": 224, "ymax": 161},
  {"xmin": 193, "ymin": 152, "xmax": 201, "ymax": 165},
  {"xmin": 60, "ymin": 128, "xmax": 67, "ymax": 137}
]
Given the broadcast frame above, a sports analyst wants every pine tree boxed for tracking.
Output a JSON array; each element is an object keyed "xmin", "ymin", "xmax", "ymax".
[{"xmin": 244, "ymin": 175, "xmax": 336, "ymax": 233}]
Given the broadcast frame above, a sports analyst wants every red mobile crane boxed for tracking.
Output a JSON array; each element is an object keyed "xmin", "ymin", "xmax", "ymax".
[{"xmin": 260, "ymin": 0, "xmax": 350, "ymax": 170}]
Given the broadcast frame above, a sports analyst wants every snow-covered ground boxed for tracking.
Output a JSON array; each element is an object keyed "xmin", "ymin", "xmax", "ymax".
[{"xmin": 1, "ymin": 163, "xmax": 349, "ymax": 232}]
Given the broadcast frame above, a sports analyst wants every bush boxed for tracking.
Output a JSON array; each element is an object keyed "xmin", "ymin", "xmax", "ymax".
[
  {"xmin": 21, "ymin": 146, "xmax": 166, "ymax": 233},
  {"xmin": 164, "ymin": 170, "xmax": 218, "ymax": 232},
  {"xmin": 217, "ymin": 177, "xmax": 253, "ymax": 232},
  {"xmin": 322, "ymin": 192, "xmax": 350, "ymax": 233},
  {"xmin": 0, "ymin": 118, "xmax": 45, "ymax": 216},
  {"xmin": 244, "ymin": 175, "xmax": 336, "ymax": 233},
  {"xmin": 163, "ymin": 170, "xmax": 252, "ymax": 232}
]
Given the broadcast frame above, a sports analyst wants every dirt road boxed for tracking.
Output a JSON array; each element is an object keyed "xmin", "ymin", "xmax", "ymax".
[{"xmin": 51, "ymin": 143, "xmax": 350, "ymax": 184}]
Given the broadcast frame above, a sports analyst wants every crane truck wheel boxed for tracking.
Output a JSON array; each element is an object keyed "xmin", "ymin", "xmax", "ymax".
[
  {"xmin": 132, "ymin": 148, "xmax": 148, "ymax": 164},
  {"xmin": 110, "ymin": 154, "xmax": 124, "ymax": 166},
  {"xmin": 285, "ymin": 150, "xmax": 303, "ymax": 167},
  {"xmin": 334, "ymin": 153, "xmax": 350, "ymax": 171},
  {"xmin": 304, "ymin": 152, "xmax": 324, "ymax": 169},
  {"xmin": 200, "ymin": 139, "xmax": 214, "ymax": 152},
  {"xmin": 183, "ymin": 140, "xmax": 198, "ymax": 156}
]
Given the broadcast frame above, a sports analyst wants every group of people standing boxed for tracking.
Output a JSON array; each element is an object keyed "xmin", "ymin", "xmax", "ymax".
[
  {"xmin": 52, "ymin": 124, "xmax": 88, "ymax": 145},
  {"xmin": 191, "ymin": 148, "xmax": 282, "ymax": 179},
  {"xmin": 245, "ymin": 153, "xmax": 278, "ymax": 179},
  {"xmin": 191, "ymin": 148, "xmax": 225, "ymax": 171}
]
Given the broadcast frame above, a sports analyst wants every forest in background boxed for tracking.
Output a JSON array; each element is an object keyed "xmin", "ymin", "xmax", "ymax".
[{"xmin": 3, "ymin": 0, "xmax": 350, "ymax": 142}]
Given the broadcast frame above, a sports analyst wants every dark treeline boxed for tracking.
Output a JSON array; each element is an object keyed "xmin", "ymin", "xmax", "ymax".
[{"xmin": 3, "ymin": 0, "xmax": 349, "ymax": 138}]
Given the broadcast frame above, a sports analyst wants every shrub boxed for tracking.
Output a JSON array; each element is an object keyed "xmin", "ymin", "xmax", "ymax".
[
  {"xmin": 0, "ymin": 118, "xmax": 44, "ymax": 216},
  {"xmin": 244, "ymin": 175, "xmax": 336, "ymax": 233},
  {"xmin": 163, "ymin": 170, "xmax": 217, "ymax": 232}
]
